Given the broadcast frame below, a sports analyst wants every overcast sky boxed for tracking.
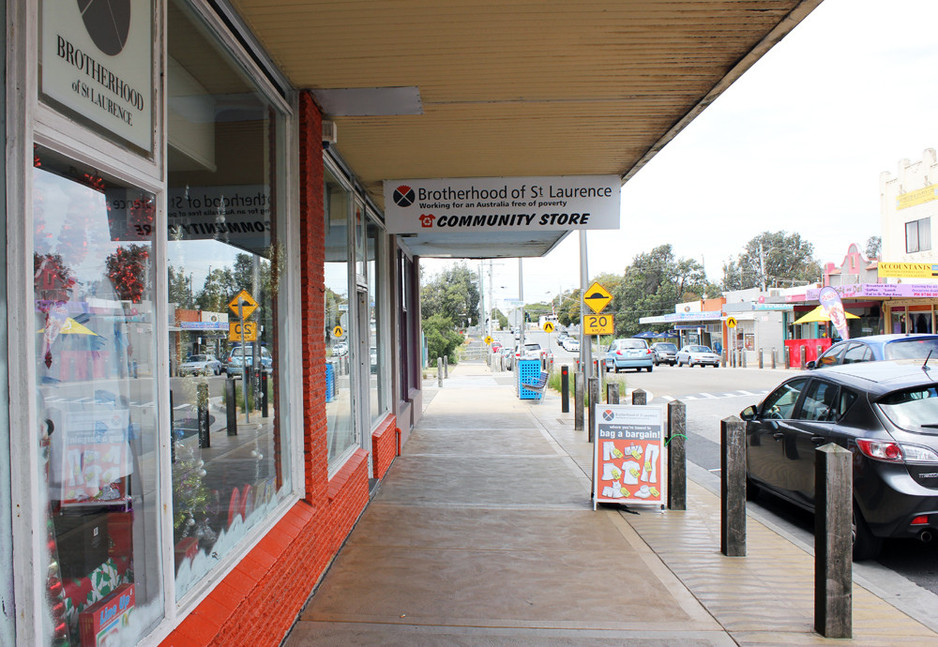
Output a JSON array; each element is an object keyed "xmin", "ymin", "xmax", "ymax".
[{"xmin": 422, "ymin": 0, "xmax": 938, "ymax": 308}]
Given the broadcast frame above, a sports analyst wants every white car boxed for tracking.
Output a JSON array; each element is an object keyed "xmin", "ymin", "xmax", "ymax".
[
  {"xmin": 561, "ymin": 337, "xmax": 580, "ymax": 352},
  {"xmin": 676, "ymin": 345, "xmax": 720, "ymax": 367}
]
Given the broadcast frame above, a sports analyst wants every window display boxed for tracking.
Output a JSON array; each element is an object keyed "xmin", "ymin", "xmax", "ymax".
[{"xmin": 34, "ymin": 148, "xmax": 162, "ymax": 646}]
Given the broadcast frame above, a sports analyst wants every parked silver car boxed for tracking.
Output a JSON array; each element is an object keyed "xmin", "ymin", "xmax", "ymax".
[
  {"xmin": 676, "ymin": 344, "xmax": 720, "ymax": 367},
  {"xmin": 651, "ymin": 342, "xmax": 677, "ymax": 366},
  {"xmin": 177, "ymin": 353, "xmax": 223, "ymax": 376}
]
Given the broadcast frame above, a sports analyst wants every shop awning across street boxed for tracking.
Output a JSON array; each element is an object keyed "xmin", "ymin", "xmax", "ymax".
[{"xmin": 230, "ymin": 0, "xmax": 822, "ymax": 258}]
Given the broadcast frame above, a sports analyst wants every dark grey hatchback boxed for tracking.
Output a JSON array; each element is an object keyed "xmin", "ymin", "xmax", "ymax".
[{"xmin": 741, "ymin": 359, "xmax": 938, "ymax": 560}]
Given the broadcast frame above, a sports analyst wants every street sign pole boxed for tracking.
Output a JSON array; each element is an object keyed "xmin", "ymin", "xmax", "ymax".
[{"xmin": 239, "ymin": 299, "xmax": 250, "ymax": 423}]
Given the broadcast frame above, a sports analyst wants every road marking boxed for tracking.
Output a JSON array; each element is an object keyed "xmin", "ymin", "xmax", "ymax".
[{"xmin": 699, "ymin": 392, "xmax": 718, "ymax": 399}]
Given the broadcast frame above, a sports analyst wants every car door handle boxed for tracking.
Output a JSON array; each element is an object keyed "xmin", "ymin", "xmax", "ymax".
[
  {"xmin": 772, "ymin": 432, "xmax": 784, "ymax": 439},
  {"xmin": 811, "ymin": 436, "xmax": 827, "ymax": 444}
]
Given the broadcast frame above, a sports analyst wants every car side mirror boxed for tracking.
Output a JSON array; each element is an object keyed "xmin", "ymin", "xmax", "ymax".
[
  {"xmin": 740, "ymin": 405, "xmax": 757, "ymax": 421},
  {"xmin": 805, "ymin": 360, "xmax": 817, "ymax": 370}
]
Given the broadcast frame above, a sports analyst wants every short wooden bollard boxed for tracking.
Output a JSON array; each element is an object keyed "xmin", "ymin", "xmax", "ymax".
[
  {"xmin": 574, "ymin": 372, "xmax": 584, "ymax": 431},
  {"xmin": 668, "ymin": 400, "xmax": 686, "ymax": 510},
  {"xmin": 588, "ymin": 377, "xmax": 599, "ymax": 442},
  {"xmin": 561, "ymin": 365, "xmax": 570, "ymax": 413},
  {"xmin": 815, "ymin": 444, "xmax": 853, "ymax": 639},
  {"xmin": 606, "ymin": 382, "xmax": 619, "ymax": 404},
  {"xmin": 631, "ymin": 388, "xmax": 646, "ymax": 405},
  {"xmin": 444, "ymin": 356, "xmax": 449, "ymax": 378},
  {"xmin": 721, "ymin": 416, "xmax": 746, "ymax": 556},
  {"xmin": 437, "ymin": 357, "xmax": 443, "ymax": 387}
]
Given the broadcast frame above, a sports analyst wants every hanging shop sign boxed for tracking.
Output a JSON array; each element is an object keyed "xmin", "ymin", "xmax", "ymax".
[
  {"xmin": 593, "ymin": 405, "xmax": 665, "ymax": 509},
  {"xmin": 41, "ymin": 0, "xmax": 154, "ymax": 151},
  {"xmin": 383, "ymin": 176, "xmax": 620, "ymax": 234}
]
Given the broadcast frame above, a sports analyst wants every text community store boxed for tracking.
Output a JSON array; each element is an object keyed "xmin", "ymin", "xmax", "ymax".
[{"xmin": 5, "ymin": 1, "xmax": 412, "ymax": 645}]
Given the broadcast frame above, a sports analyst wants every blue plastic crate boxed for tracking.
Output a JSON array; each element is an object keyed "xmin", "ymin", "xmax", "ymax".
[{"xmin": 517, "ymin": 359, "xmax": 542, "ymax": 399}]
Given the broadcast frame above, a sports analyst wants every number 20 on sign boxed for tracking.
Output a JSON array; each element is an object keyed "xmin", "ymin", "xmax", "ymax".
[{"xmin": 583, "ymin": 314, "xmax": 614, "ymax": 335}]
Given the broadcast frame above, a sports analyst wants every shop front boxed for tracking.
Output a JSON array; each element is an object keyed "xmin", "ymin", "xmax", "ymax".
[{"xmin": 6, "ymin": 2, "xmax": 410, "ymax": 645}]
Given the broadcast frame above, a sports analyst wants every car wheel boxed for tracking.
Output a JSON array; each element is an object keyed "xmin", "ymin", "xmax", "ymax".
[
  {"xmin": 647, "ymin": 365, "xmax": 653, "ymax": 372},
  {"xmin": 852, "ymin": 506, "xmax": 883, "ymax": 561}
]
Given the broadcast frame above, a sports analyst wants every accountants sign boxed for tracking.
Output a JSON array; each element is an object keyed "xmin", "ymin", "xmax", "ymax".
[
  {"xmin": 42, "ymin": 0, "xmax": 153, "ymax": 152},
  {"xmin": 383, "ymin": 176, "xmax": 621, "ymax": 234}
]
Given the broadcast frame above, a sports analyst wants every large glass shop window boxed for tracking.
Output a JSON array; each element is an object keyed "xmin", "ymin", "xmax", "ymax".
[
  {"xmin": 324, "ymin": 170, "xmax": 355, "ymax": 465},
  {"xmin": 366, "ymin": 219, "xmax": 386, "ymax": 424},
  {"xmin": 167, "ymin": 1, "xmax": 289, "ymax": 598},
  {"xmin": 33, "ymin": 148, "xmax": 163, "ymax": 646}
]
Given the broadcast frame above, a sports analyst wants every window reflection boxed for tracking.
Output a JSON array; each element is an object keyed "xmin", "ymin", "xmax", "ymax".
[
  {"xmin": 167, "ymin": 0, "xmax": 287, "ymax": 598},
  {"xmin": 324, "ymin": 170, "xmax": 355, "ymax": 464}
]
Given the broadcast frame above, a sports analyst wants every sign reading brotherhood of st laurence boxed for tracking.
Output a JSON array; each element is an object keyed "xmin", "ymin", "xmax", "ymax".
[
  {"xmin": 383, "ymin": 176, "xmax": 621, "ymax": 234},
  {"xmin": 42, "ymin": 0, "xmax": 153, "ymax": 152}
]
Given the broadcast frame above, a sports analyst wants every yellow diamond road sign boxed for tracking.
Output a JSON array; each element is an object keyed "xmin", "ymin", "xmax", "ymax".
[
  {"xmin": 726, "ymin": 317, "xmax": 737, "ymax": 329},
  {"xmin": 229, "ymin": 289, "xmax": 258, "ymax": 319},
  {"xmin": 543, "ymin": 321, "xmax": 555, "ymax": 333},
  {"xmin": 583, "ymin": 282, "xmax": 612, "ymax": 314}
]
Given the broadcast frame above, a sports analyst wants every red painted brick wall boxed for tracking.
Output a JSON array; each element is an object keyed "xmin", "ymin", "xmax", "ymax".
[
  {"xmin": 160, "ymin": 90, "xmax": 373, "ymax": 647},
  {"xmin": 371, "ymin": 414, "xmax": 399, "ymax": 479}
]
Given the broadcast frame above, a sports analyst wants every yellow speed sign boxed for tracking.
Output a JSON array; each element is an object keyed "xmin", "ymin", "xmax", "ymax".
[{"xmin": 583, "ymin": 313, "xmax": 614, "ymax": 335}]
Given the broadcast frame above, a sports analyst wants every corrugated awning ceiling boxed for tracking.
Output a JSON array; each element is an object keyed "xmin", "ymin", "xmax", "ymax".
[{"xmin": 229, "ymin": 0, "xmax": 821, "ymax": 257}]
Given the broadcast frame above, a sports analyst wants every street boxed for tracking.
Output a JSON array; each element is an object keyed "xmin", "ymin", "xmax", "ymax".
[{"xmin": 491, "ymin": 329, "xmax": 938, "ymax": 597}]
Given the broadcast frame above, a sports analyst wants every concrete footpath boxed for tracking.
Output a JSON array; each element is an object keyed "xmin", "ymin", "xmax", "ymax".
[{"xmin": 285, "ymin": 362, "xmax": 938, "ymax": 646}]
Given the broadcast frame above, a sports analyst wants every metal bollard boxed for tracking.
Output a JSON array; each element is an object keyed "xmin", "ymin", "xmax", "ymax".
[
  {"xmin": 721, "ymin": 415, "xmax": 747, "ymax": 556},
  {"xmin": 742, "ymin": 349, "xmax": 747, "ymax": 368},
  {"xmin": 668, "ymin": 400, "xmax": 686, "ymax": 510},
  {"xmin": 197, "ymin": 382, "xmax": 210, "ymax": 448},
  {"xmin": 588, "ymin": 377, "xmax": 599, "ymax": 442},
  {"xmin": 785, "ymin": 346, "xmax": 791, "ymax": 369},
  {"xmin": 815, "ymin": 444, "xmax": 853, "ymax": 639},
  {"xmin": 170, "ymin": 390, "xmax": 176, "ymax": 463},
  {"xmin": 800, "ymin": 345, "xmax": 807, "ymax": 369},
  {"xmin": 631, "ymin": 388, "xmax": 646, "ymax": 405},
  {"xmin": 574, "ymin": 372, "xmax": 584, "ymax": 431},
  {"xmin": 758, "ymin": 348, "xmax": 764, "ymax": 369},
  {"xmin": 261, "ymin": 371, "xmax": 269, "ymax": 418},
  {"xmin": 226, "ymin": 377, "xmax": 238, "ymax": 436},
  {"xmin": 561, "ymin": 365, "xmax": 570, "ymax": 413},
  {"xmin": 437, "ymin": 357, "xmax": 443, "ymax": 387},
  {"xmin": 606, "ymin": 382, "xmax": 619, "ymax": 404},
  {"xmin": 771, "ymin": 347, "xmax": 777, "ymax": 369}
]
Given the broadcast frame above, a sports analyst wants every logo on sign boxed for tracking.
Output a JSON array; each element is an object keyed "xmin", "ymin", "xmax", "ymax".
[
  {"xmin": 81, "ymin": 0, "xmax": 132, "ymax": 56},
  {"xmin": 419, "ymin": 214, "xmax": 435, "ymax": 228},
  {"xmin": 602, "ymin": 410, "xmax": 615, "ymax": 422},
  {"xmin": 393, "ymin": 185, "xmax": 415, "ymax": 207}
]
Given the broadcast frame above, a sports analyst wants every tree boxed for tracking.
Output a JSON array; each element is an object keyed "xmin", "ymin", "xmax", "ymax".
[
  {"xmin": 420, "ymin": 262, "xmax": 481, "ymax": 328},
  {"xmin": 722, "ymin": 231, "xmax": 821, "ymax": 290},
  {"xmin": 865, "ymin": 235, "xmax": 882, "ymax": 260},
  {"xmin": 611, "ymin": 245, "xmax": 712, "ymax": 337},
  {"xmin": 491, "ymin": 308, "xmax": 509, "ymax": 330},
  {"xmin": 423, "ymin": 313, "xmax": 464, "ymax": 364}
]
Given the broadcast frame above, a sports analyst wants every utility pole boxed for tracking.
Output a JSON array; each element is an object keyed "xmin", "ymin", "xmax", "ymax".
[{"xmin": 579, "ymin": 231, "xmax": 591, "ymax": 380}]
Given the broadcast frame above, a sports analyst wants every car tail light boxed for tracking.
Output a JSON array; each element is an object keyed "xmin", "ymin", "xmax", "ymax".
[
  {"xmin": 856, "ymin": 438, "xmax": 938, "ymax": 464},
  {"xmin": 616, "ymin": 350, "xmax": 623, "ymax": 356},
  {"xmin": 911, "ymin": 515, "xmax": 929, "ymax": 526},
  {"xmin": 856, "ymin": 439, "xmax": 903, "ymax": 462}
]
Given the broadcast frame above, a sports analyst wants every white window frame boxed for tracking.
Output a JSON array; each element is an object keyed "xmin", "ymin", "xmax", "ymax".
[{"xmin": 6, "ymin": 1, "xmax": 304, "ymax": 645}]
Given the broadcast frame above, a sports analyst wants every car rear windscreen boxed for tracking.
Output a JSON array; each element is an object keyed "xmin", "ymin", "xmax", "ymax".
[
  {"xmin": 877, "ymin": 386, "xmax": 938, "ymax": 430},
  {"xmin": 884, "ymin": 338, "xmax": 938, "ymax": 360}
]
